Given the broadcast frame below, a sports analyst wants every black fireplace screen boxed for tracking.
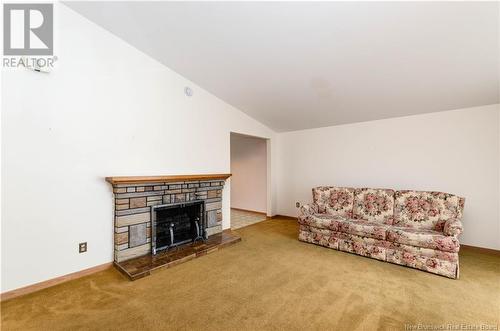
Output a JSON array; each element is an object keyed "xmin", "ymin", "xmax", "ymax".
[{"xmin": 152, "ymin": 201, "xmax": 205, "ymax": 254}]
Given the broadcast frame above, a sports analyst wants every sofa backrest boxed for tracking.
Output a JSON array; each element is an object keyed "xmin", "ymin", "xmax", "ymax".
[
  {"xmin": 352, "ymin": 188, "xmax": 395, "ymax": 224},
  {"xmin": 393, "ymin": 190, "xmax": 465, "ymax": 231},
  {"xmin": 312, "ymin": 186, "xmax": 355, "ymax": 217}
]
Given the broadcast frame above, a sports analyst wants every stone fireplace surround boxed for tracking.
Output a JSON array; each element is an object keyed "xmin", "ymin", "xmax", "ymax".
[{"xmin": 106, "ymin": 174, "xmax": 231, "ymax": 263}]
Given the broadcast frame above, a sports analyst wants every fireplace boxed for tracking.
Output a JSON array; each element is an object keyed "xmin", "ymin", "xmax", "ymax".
[
  {"xmin": 106, "ymin": 174, "xmax": 231, "ymax": 263},
  {"xmin": 106, "ymin": 175, "xmax": 241, "ymax": 279},
  {"xmin": 151, "ymin": 201, "xmax": 206, "ymax": 254}
]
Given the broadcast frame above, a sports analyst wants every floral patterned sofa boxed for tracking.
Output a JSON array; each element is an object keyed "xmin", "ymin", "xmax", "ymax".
[{"xmin": 298, "ymin": 187, "xmax": 465, "ymax": 278}]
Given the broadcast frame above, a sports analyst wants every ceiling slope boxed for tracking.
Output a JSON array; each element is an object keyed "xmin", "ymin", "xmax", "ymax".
[{"xmin": 65, "ymin": 1, "xmax": 499, "ymax": 132}]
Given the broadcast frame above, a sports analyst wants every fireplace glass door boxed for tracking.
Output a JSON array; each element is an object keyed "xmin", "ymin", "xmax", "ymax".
[{"xmin": 152, "ymin": 201, "xmax": 205, "ymax": 254}]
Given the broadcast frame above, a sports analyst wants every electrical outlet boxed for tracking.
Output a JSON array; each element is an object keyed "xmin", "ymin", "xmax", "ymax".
[
  {"xmin": 296, "ymin": 202, "xmax": 301, "ymax": 208},
  {"xmin": 79, "ymin": 242, "xmax": 87, "ymax": 253}
]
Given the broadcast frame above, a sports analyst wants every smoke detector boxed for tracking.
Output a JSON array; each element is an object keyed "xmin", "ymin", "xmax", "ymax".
[{"xmin": 184, "ymin": 86, "xmax": 193, "ymax": 97}]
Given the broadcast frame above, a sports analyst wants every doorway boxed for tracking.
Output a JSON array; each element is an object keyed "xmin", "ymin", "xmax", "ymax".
[{"xmin": 230, "ymin": 132, "xmax": 268, "ymax": 230}]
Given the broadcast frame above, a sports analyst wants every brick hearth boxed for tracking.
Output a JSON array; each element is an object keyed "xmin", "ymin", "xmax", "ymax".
[{"xmin": 114, "ymin": 230, "xmax": 241, "ymax": 280}]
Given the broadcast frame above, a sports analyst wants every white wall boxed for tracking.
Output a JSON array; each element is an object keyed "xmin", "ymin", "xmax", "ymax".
[
  {"xmin": 230, "ymin": 134, "xmax": 267, "ymax": 213},
  {"xmin": 277, "ymin": 104, "xmax": 500, "ymax": 250},
  {"xmin": 1, "ymin": 3, "xmax": 277, "ymax": 293}
]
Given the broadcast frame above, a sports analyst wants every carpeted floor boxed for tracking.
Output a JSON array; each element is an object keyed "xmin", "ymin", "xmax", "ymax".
[{"xmin": 2, "ymin": 218, "xmax": 499, "ymax": 331}]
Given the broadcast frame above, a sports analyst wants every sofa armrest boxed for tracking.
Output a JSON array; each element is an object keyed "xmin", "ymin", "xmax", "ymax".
[
  {"xmin": 299, "ymin": 203, "xmax": 319, "ymax": 217},
  {"xmin": 444, "ymin": 218, "xmax": 463, "ymax": 236}
]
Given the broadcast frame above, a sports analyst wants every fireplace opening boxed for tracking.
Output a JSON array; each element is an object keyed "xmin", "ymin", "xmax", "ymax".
[{"xmin": 152, "ymin": 201, "xmax": 206, "ymax": 254}]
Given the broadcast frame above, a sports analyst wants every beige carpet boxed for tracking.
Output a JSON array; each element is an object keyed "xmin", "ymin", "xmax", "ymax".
[{"xmin": 2, "ymin": 218, "xmax": 499, "ymax": 331}]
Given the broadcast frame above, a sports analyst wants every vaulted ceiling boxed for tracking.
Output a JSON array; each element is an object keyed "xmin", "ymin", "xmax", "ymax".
[{"xmin": 65, "ymin": 1, "xmax": 499, "ymax": 132}]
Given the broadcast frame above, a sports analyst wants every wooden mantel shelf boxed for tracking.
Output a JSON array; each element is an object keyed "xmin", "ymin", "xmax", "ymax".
[{"xmin": 105, "ymin": 173, "xmax": 232, "ymax": 185}]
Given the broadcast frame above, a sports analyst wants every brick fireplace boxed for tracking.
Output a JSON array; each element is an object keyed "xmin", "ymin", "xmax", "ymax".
[{"xmin": 106, "ymin": 174, "xmax": 231, "ymax": 263}]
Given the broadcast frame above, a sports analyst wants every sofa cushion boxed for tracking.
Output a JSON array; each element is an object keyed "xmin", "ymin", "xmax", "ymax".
[
  {"xmin": 386, "ymin": 227, "xmax": 460, "ymax": 253},
  {"xmin": 393, "ymin": 190, "xmax": 465, "ymax": 231},
  {"xmin": 300, "ymin": 214, "xmax": 388, "ymax": 241},
  {"xmin": 312, "ymin": 186, "xmax": 355, "ymax": 216},
  {"xmin": 342, "ymin": 219, "xmax": 388, "ymax": 240},
  {"xmin": 352, "ymin": 188, "xmax": 395, "ymax": 224},
  {"xmin": 312, "ymin": 187, "xmax": 332, "ymax": 213},
  {"xmin": 326, "ymin": 187, "xmax": 355, "ymax": 217}
]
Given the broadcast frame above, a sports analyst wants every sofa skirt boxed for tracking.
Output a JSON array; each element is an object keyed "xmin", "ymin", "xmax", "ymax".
[{"xmin": 298, "ymin": 225, "xmax": 459, "ymax": 279}]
